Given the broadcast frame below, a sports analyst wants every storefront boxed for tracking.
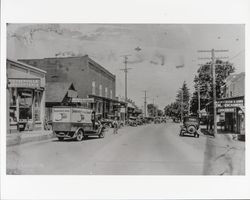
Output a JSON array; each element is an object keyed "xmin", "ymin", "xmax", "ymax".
[
  {"xmin": 88, "ymin": 94, "xmax": 126, "ymax": 120},
  {"xmin": 206, "ymin": 96, "xmax": 245, "ymax": 134},
  {"xmin": 217, "ymin": 96, "xmax": 245, "ymax": 134},
  {"xmin": 7, "ymin": 59, "xmax": 46, "ymax": 133}
]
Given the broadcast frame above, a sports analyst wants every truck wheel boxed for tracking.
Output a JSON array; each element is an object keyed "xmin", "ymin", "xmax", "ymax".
[
  {"xmin": 179, "ymin": 130, "xmax": 183, "ymax": 136},
  {"xmin": 99, "ymin": 131, "xmax": 105, "ymax": 138},
  {"xmin": 76, "ymin": 129, "xmax": 84, "ymax": 141},
  {"xmin": 58, "ymin": 137, "xmax": 64, "ymax": 141}
]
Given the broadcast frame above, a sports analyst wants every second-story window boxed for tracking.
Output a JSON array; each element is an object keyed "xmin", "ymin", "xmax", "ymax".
[
  {"xmin": 99, "ymin": 84, "xmax": 102, "ymax": 96},
  {"xmin": 92, "ymin": 81, "xmax": 96, "ymax": 95},
  {"xmin": 110, "ymin": 90, "xmax": 113, "ymax": 99},
  {"xmin": 105, "ymin": 87, "xmax": 108, "ymax": 98}
]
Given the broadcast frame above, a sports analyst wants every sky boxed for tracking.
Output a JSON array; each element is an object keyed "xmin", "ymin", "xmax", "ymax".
[{"xmin": 7, "ymin": 24, "xmax": 245, "ymax": 109}]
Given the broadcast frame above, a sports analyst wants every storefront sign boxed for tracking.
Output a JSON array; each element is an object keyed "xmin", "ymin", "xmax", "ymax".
[
  {"xmin": 71, "ymin": 98, "xmax": 94, "ymax": 103},
  {"xmin": 8, "ymin": 79, "xmax": 40, "ymax": 88},
  {"xmin": 218, "ymin": 108, "xmax": 236, "ymax": 113},
  {"xmin": 217, "ymin": 99, "xmax": 244, "ymax": 108}
]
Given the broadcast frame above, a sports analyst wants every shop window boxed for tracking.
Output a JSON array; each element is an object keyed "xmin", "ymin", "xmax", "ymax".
[
  {"xmin": 34, "ymin": 91, "xmax": 42, "ymax": 121},
  {"xmin": 105, "ymin": 87, "xmax": 108, "ymax": 98},
  {"xmin": 9, "ymin": 88, "xmax": 17, "ymax": 123},
  {"xmin": 18, "ymin": 89, "xmax": 33, "ymax": 120}
]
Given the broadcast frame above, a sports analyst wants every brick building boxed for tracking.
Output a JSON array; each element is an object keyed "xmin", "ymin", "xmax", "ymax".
[{"xmin": 19, "ymin": 55, "xmax": 125, "ymax": 118}]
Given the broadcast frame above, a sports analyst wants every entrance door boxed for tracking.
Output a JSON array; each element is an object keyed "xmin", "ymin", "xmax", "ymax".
[{"xmin": 225, "ymin": 112, "xmax": 234, "ymax": 132}]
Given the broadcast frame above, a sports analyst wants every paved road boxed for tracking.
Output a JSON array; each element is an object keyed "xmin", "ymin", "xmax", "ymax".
[{"xmin": 7, "ymin": 121, "xmax": 207, "ymax": 175}]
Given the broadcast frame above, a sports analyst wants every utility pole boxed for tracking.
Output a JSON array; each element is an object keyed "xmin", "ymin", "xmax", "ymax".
[
  {"xmin": 142, "ymin": 90, "xmax": 148, "ymax": 117},
  {"xmin": 120, "ymin": 55, "xmax": 132, "ymax": 120},
  {"xmin": 198, "ymin": 84, "xmax": 200, "ymax": 116},
  {"xmin": 181, "ymin": 89, "xmax": 183, "ymax": 122},
  {"xmin": 198, "ymin": 49, "xmax": 228, "ymax": 136},
  {"xmin": 152, "ymin": 98, "xmax": 155, "ymax": 117}
]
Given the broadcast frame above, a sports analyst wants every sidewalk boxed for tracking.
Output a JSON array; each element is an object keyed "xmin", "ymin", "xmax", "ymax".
[
  {"xmin": 7, "ymin": 130, "xmax": 54, "ymax": 147},
  {"xmin": 200, "ymin": 128, "xmax": 245, "ymax": 175}
]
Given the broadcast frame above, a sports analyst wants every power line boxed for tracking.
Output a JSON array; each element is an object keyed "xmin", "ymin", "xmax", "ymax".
[{"xmin": 228, "ymin": 50, "xmax": 244, "ymax": 61}]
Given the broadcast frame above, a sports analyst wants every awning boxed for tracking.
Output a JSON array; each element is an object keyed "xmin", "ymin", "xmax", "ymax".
[
  {"xmin": 88, "ymin": 94, "xmax": 127, "ymax": 106},
  {"xmin": 71, "ymin": 98, "xmax": 94, "ymax": 103}
]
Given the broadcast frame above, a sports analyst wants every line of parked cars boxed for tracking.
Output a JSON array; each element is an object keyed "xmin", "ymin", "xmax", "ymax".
[{"xmin": 154, "ymin": 116, "xmax": 167, "ymax": 124}]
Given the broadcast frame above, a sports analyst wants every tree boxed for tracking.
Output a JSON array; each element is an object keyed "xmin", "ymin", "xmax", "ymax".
[
  {"xmin": 176, "ymin": 81, "xmax": 190, "ymax": 117},
  {"xmin": 147, "ymin": 103, "xmax": 157, "ymax": 117},
  {"xmin": 157, "ymin": 109, "xmax": 163, "ymax": 116},
  {"xmin": 190, "ymin": 60, "xmax": 235, "ymax": 114},
  {"xmin": 164, "ymin": 82, "xmax": 190, "ymax": 120}
]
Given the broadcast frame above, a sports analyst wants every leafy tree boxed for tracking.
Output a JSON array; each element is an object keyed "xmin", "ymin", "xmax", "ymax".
[
  {"xmin": 164, "ymin": 82, "xmax": 190, "ymax": 119},
  {"xmin": 157, "ymin": 109, "xmax": 164, "ymax": 116},
  {"xmin": 147, "ymin": 103, "xmax": 157, "ymax": 117},
  {"xmin": 190, "ymin": 60, "xmax": 235, "ymax": 114}
]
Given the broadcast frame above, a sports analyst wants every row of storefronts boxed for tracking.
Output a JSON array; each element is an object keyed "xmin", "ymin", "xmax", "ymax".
[
  {"xmin": 205, "ymin": 72, "xmax": 245, "ymax": 135},
  {"xmin": 7, "ymin": 57, "xmax": 129, "ymax": 133}
]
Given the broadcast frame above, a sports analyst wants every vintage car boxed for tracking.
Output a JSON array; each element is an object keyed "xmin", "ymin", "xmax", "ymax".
[
  {"xmin": 100, "ymin": 118, "xmax": 115, "ymax": 128},
  {"xmin": 52, "ymin": 106, "xmax": 105, "ymax": 141},
  {"xmin": 160, "ymin": 117, "xmax": 167, "ymax": 123},
  {"xmin": 154, "ymin": 117, "xmax": 161, "ymax": 124},
  {"xmin": 179, "ymin": 116, "xmax": 200, "ymax": 138},
  {"xmin": 128, "ymin": 117, "xmax": 138, "ymax": 126}
]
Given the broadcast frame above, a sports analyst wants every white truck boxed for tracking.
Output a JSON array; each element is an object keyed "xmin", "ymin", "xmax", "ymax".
[{"xmin": 52, "ymin": 106, "xmax": 105, "ymax": 141}]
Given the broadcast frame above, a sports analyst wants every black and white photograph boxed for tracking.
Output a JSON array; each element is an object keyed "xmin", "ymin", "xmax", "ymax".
[
  {"xmin": 1, "ymin": 0, "xmax": 250, "ymax": 199},
  {"xmin": 6, "ymin": 23, "xmax": 245, "ymax": 175}
]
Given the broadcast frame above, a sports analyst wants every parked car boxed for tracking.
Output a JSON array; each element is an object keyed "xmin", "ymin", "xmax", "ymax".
[
  {"xmin": 179, "ymin": 116, "xmax": 200, "ymax": 138},
  {"xmin": 160, "ymin": 117, "xmax": 167, "ymax": 123},
  {"xmin": 128, "ymin": 117, "xmax": 137, "ymax": 126},
  {"xmin": 100, "ymin": 118, "xmax": 115, "ymax": 128},
  {"xmin": 136, "ymin": 118, "xmax": 143, "ymax": 125},
  {"xmin": 154, "ymin": 117, "xmax": 161, "ymax": 124}
]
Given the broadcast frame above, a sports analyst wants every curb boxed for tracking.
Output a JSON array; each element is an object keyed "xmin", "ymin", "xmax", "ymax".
[{"xmin": 7, "ymin": 133, "xmax": 55, "ymax": 147}]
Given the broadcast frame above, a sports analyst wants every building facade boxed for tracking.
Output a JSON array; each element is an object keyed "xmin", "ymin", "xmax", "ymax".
[
  {"xmin": 221, "ymin": 72, "xmax": 245, "ymax": 98},
  {"xmin": 19, "ymin": 55, "xmax": 122, "ymax": 118},
  {"xmin": 45, "ymin": 82, "xmax": 78, "ymax": 121},
  {"xmin": 7, "ymin": 59, "xmax": 46, "ymax": 133},
  {"xmin": 213, "ymin": 72, "xmax": 245, "ymax": 135}
]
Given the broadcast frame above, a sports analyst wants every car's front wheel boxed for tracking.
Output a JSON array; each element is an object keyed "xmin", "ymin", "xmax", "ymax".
[{"xmin": 76, "ymin": 129, "xmax": 84, "ymax": 141}]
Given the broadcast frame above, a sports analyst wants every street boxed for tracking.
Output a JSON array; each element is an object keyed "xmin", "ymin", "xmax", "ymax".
[{"xmin": 7, "ymin": 121, "xmax": 207, "ymax": 175}]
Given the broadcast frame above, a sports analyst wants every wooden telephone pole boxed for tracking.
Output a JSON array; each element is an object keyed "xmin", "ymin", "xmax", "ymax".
[
  {"xmin": 198, "ymin": 49, "xmax": 228, "ymax": 136},
  {"xmin": 120, "ymin": 55, "xmax": 132, "ymax": 120}
]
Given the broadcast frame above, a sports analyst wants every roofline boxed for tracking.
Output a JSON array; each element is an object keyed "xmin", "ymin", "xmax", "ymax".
[
  {"xmin": 87, "ymin": 57, "xmax": 115, "ymax": 80},
  {"xmin": 7, "ymin": 59, "xmax": 47, "ymax": 74},
  {"xmin": 18, "ymin": 55, "xmax": 116, "ymax": 80}
]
